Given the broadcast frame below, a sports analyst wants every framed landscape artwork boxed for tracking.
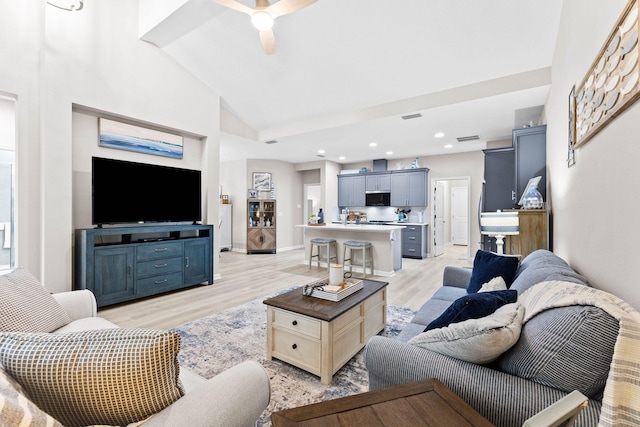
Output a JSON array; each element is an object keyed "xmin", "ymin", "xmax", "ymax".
[
  {"xmin": 99, "ymin": 118, "xmax": 184, "ymax": 159},
  {"xmin": 253, "ymin": 172, "xmax": 271, "ymax": 191}
]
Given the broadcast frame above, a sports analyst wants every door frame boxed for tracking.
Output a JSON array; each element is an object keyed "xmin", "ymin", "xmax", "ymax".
[{"xmin": 430, "ymin": 176, "xmax": 471, "ymax": 261}]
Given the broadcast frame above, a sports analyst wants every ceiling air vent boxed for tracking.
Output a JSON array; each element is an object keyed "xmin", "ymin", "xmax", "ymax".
[
  {"xmin": 456, "ymin": 135, "xmax": 480, "ymax": 142},
  {"xmin": 316, "ymin": 154, "xmax": 325, "ymax": 158},
  {"xmin": 401, "ymin": 113, "xmax": 423, "ymax": 120},
  {"xmin": 263, "ymin": 140, "xmax": 278, "ymax": 144}
]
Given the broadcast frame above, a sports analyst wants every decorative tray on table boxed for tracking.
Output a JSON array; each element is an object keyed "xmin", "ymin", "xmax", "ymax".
[{"xmin": 303, "ymin": 278, "xmax": 363, "ymax": 301}]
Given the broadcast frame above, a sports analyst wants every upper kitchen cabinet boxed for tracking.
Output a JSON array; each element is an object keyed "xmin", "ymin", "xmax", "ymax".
[
  {"xmin": 482, "ymin": 148, "xmax": 516, "ymax": 212},
  {"xmin": 482, "ymin": 125, "xmax": 546, "ymax": 212},
  {"xmin": 365, "ymin": 173, "xmax": 391, "ymax": 192},
  {"xmin": 514, "ymin": 125, "xmax": 546, "ymax": 203},
  {"xmin": 338, "ymin": 174, "xmax": 366, "ymax": 207},
  {"xmin": 390, "ymin": 169, "xmax": 429, "ymax": 207}
]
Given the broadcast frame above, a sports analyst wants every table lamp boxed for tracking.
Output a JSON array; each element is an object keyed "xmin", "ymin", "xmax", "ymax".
[{"xmin": 480, "ymin": 211, "xmax": 519, "ymax": 255}]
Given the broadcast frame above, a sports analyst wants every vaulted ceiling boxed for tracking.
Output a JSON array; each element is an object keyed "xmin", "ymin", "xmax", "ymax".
[{"xmin": 140, "ymin": 0, "xmax": 563, "ymax": 164}]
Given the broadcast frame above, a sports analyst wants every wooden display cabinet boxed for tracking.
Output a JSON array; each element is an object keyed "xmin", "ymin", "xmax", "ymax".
[{"xmin": 247, "ymin": 199, "xmax": 276, "ymax": 254}]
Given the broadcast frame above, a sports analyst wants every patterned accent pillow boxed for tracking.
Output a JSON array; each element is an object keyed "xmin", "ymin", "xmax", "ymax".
[
  {"xmin": 0, "ymin": 368, "xmax": 64, "ymax": 427},
  {"xmin": 0, "ymin": 328, "xmax": 185, "ymax": 427},
  {"xmin": 0, "ymin": 268, "xmax": 71, "ymax": 332},
  {"xmin": 409, "ymin": 303, "xmax": 524, "ymax": 364}
]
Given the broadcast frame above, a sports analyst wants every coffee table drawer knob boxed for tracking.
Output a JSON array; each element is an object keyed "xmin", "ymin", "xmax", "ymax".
[
  {"xmin": 292, "ymin": 343, "xmax": 297, "ymax": 349},
  {"xmin": 292, "ymin": 320, "xmax": 298, "ymax": 326}
]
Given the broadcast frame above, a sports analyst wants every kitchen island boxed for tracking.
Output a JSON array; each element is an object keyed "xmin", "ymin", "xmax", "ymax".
[{"xmin": 296, "ymin": 223, "xmax": 405, "ymax": 275}]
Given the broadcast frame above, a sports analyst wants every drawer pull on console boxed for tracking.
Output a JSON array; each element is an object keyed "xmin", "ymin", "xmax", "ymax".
[
  {"xmin": 155, "ymin": 263, "xmax": 168, "ymax": 268},
  {"xmin": 292, "ymin": 344, "xmax": 297, "ymax": 350},
  {"xmin": 155, "ymin": 279, "xmax": 168, "ymax": 284},
  {"xmin": 154, "ymin": 248, "xmax": 168, "ymax": 252},
  {"xmin": 292, "ymin": 320, "xmax": 298, "ymax": 326}
]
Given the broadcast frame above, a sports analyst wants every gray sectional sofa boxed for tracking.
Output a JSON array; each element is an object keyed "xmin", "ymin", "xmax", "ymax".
[{"xmin": 364, "ymin": 250, "xmax": 619, "ymax": 427}]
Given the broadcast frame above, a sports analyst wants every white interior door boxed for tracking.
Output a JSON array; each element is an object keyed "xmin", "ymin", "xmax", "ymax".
[
  {"xmin": 452, "ymin": 186, "xmax": 468, "ymax": 245},
  {"xmin": 433, "ymin": 182, "xmax": 445, "ymax": 256}
]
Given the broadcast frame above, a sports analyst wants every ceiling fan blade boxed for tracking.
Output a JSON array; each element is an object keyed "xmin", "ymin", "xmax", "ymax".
[
  {"xmin": 267, "ymin": 0, "xmax": 317, "ymax": 18},
  {"xmin": 259, "ymin": 29, "xmax": 276, "ymax": 54},
  {"xmin": 210, "ymin": 0, "xmax": 254, "ymax": 15}
]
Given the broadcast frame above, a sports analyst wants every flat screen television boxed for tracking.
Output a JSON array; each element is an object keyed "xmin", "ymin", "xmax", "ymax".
[{"xmin": 92, "ymin": 157, "xmax": 202, "ymax": 226}]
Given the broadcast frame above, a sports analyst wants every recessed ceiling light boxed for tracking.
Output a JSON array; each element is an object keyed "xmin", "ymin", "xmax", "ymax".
[
  {"xmin": 386, "ymin": 151, "xmax": 393, "ymax": 155},
  {"xmin": 444, "ymin": 144, "xmax": 453, "ymax": 149},
  {"xmin": 369, "ymin": 142, "xmax": 377, "ymax": 147},
  {"xmin": 435, "ymin": 132, "xmax": 445, "ymax": 138},
  {"xmin": 339, "ymin": 156, "xmax": 346, "ymax": 160},
  {"xmin": 318, "ymin": 149, "xmax": 325, "ymax": 154}
]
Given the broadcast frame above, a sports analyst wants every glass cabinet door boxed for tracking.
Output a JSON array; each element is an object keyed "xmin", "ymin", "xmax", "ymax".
[
  {"xmin": 248, "ymin": 201, "xmax": 260, "ymax": 227},
  {"xmin": 263, "ymin": 201, "xmax": 275, "ymax": 227}
]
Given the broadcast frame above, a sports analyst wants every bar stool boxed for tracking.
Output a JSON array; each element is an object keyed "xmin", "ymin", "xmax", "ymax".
[
  {"xmin": 343, "ymin": 241, "xmax": 373, "ymax": 278},
  {"xmin": 309, "ymin": 238, "xmax": 338, "ymax": 272}
]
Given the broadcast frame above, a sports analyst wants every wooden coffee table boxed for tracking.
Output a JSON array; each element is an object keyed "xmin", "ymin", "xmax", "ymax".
[
  {"xmin": 263, "ymin": 280, "xmax": 388, "ymax": 384},
  {"xmin": 270, "ymin": 378, "xmax": 493, "ymax": 426}
]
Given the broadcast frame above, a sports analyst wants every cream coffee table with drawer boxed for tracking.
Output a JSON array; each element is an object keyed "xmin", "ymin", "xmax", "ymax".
[{"xmin": 263, "ymin": 280, "xmax": 388, "ymax": 384}]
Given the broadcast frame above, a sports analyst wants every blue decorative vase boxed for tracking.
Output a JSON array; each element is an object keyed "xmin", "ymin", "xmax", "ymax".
[{"xmin": 318, "ymin": 208, "xmax": 324, "ymax": 224}]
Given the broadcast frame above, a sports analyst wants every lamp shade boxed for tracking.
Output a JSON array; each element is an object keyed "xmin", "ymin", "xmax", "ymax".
[{"xmin": 480, "ymin": 212, "xmax": 519, "ymax": 236}]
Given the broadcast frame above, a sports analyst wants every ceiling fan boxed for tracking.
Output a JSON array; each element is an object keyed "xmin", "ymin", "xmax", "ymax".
[{"xmin": 211, "ymin": 0, "xmax": 317, "ymax": 54}]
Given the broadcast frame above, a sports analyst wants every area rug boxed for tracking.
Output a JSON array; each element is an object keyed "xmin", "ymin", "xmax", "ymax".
[{"xmin": 171, "ymin": 288, "xmax": 416, "ymax": 426}]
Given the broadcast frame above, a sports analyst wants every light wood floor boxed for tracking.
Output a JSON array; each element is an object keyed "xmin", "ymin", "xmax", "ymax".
[{"xmin": 99, "ymin": 245, "xmax": 472, "ymax": 330}]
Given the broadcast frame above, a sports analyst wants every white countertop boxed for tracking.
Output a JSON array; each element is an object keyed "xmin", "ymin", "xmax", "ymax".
[
  {"xmin": 297, "ymin": 223, "xmax": 406, "ymax": 232},
  {"xmin": 385, "ymin": 222, "xmax": 428, "ymax": 226}
]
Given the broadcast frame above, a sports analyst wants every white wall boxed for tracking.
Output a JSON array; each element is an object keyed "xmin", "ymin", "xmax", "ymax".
[
  {"xmin": 546, "ymin": 0, "xmax": 640, "ymax": 309},
  {"xmin": 0, "ymin": 1, "xmax": 221, "ymax": 292}
]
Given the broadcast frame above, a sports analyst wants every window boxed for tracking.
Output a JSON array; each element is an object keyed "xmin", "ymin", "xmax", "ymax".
[{"xmin": 0, "ymin": 96, "xmax": 15, "ymax": 270}]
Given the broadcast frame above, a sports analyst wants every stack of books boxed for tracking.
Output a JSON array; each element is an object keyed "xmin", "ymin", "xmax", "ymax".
[{"xmin": 305, "ymin": 278, "xmax": 364, "ymax": 301}]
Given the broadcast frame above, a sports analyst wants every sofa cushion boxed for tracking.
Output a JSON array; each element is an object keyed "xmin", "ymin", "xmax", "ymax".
[
  {"xmin": 430, "ymin": 285, "xmax": 468, "ymax": 302},
  {"xmin": 510, "ymin": 250, "xmax": 589, "ymax": 294},
  {"xmin": 425, "ymin": 290, "xmax": 518, "ymax": 331},
  {"xmin": 409, "ymin": 303, "xmax": 524, "ymax": 364},
  {"xmin": 0, "ymin": 328, "xmax": 185, "ymax": 427},
  {"xmin": 467, "ymin": 251, "xmax": 519, "ymax": 293},
  {"xmin": 0, "ymin": 268, "xmax": 71, "ymax": 333},
  {"xmin": 497, "ymin": 305, "xmax": 619, "ymax": 399},
  {"xmin": 0, "ymin": 368, "xmax": 64, "ymax": 427}
]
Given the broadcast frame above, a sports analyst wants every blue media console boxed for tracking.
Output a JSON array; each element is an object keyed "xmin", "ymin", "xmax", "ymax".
[{"xmin": 74, "ymin": 224, "xmax": 213, "ymax": 307}]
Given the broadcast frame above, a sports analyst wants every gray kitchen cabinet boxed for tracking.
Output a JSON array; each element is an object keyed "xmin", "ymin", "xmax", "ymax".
[
  {"xmin": 481, "ymin": 125, "xmax": 547, "ymax": 252},
  {"xmin": 514, "ymin": 125, "xmax": 546, "ymax": 203},
  {"xmin": 390, "ymin": 169, "xmax": 429, "ymax": 207},
  {"xmin": 482, "ymin": 148, "xmax": 516, "ymax": 212},
  {"xmin": 401, "ymin": 224, "xmax": 428, "ymax": 259},
  {"xmin": 338, "ymin": 174, "xmax": 366, "ymax": 207},
  {"xmin": 365, "ymin": 173, "xmax": 391, "ymax": 192}
]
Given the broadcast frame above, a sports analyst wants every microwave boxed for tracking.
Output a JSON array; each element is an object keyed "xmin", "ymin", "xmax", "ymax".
[{"xmin": 365, "ymin": 192, "xmax": 391, "ymax": 206}]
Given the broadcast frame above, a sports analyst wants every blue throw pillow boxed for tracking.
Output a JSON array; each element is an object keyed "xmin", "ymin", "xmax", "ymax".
[
  {"xmin": 467, "ymin": 250, "xmax": 520, "ymax": 293},
  {"xmin": 424, "ymin": 290, "xmax": 518, "ymax": 331}
]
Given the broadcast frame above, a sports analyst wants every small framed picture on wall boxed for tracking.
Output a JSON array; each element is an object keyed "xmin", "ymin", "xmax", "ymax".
[
  {"xmin": 248, "ymin": 189, "xmax": 258, "ymax": 199},
  {"xmin": 252, "ymin": 172, "xmax": 271, "ymax": 191}
]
